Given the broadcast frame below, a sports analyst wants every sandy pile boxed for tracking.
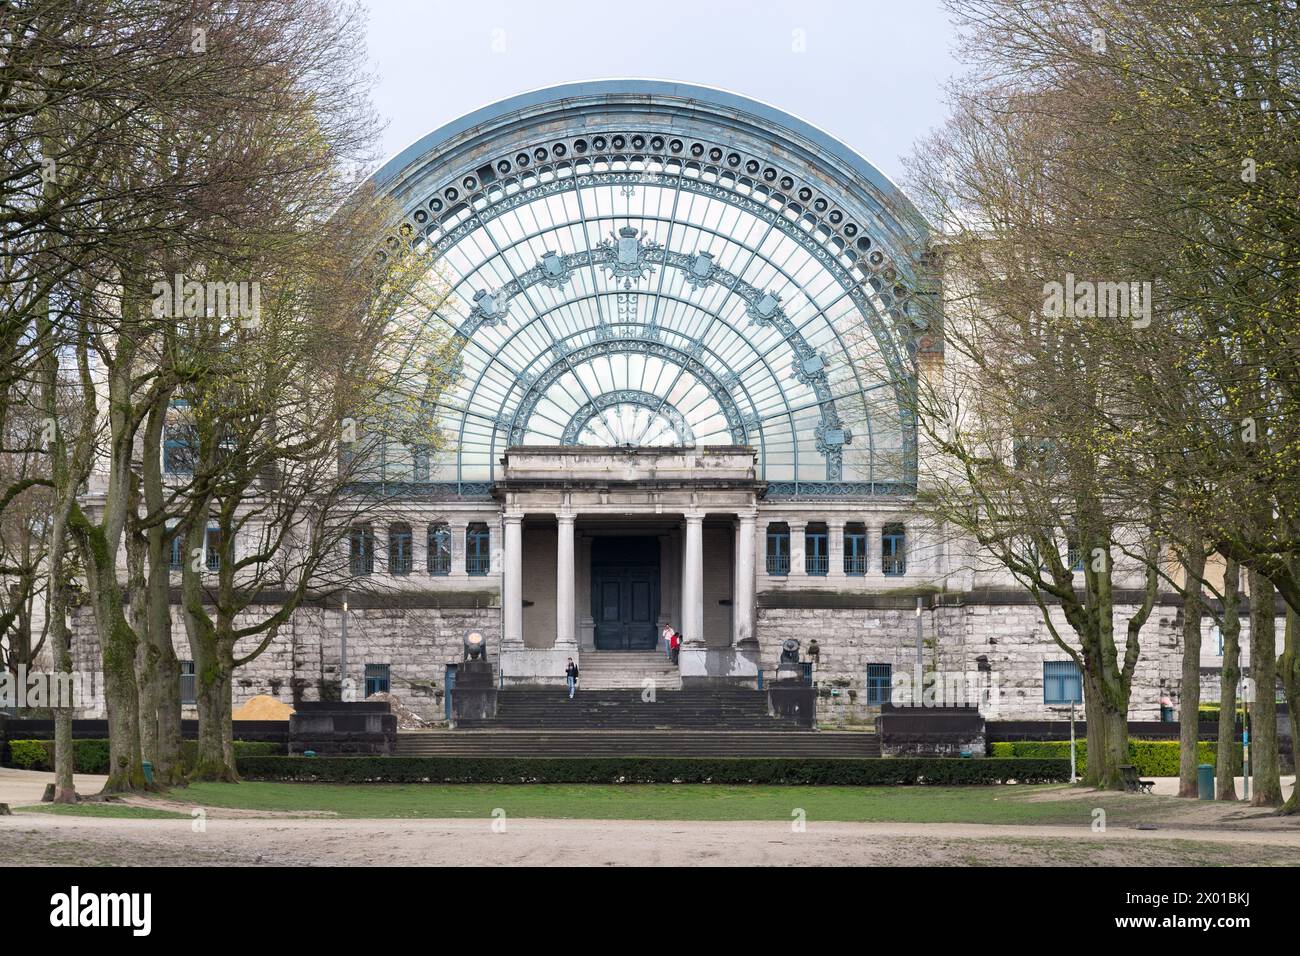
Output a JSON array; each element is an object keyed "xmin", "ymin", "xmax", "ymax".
[{"xmin": 232, "ymin": 695, "xmax": 294, "ymax": 721}]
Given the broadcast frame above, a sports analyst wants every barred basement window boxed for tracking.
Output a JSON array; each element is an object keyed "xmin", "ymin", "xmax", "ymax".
[
  {"xmin": 179, "ymin": 661, "xmax": 196, "ymax": 704},
  {"xmin": 389, "ymin": 523, "xmax": 413, "ymax": 575},
  {"xmin": 1043, "ymin": 660, "xmax": 1083, "ymax": 705},
  {"xmin": 866, "ymin": 663, "xmax": 892, "ymax": 705},
  {"xmin": 766, "ymin": 523, "xmax": 790, "ymax": 575},
  {"xmin": 364, "ymin": 663, "xmax": 390, "ymax": 697}
]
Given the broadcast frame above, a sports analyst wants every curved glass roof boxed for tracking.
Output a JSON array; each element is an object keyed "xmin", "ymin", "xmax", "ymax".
[{"xmin": 370, "ymin": 80, "xmax": 931, "ymax": 496}]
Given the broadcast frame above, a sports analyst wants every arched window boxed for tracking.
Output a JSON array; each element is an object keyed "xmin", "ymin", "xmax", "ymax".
[
  {"xmin": 466, "ymin": 523, "xmax": 490, "ymax": 576},
  {"xmin": 766, "ymin": 523, "xmax": 791, "ymax": 575},
  {"xmin": 350, "ymin": 525, "xmax": 374, "ymax": 576},
  {"xmin": 389, "ymin": 524, "xmax": 413, "ymax": 575},
  {"xmin": 881, "ymin": 523, "xmax": 906, "ymax": 576},
  {"xmin": 427, "ymin": 524, "xmax": 451, "ymax": 575}
]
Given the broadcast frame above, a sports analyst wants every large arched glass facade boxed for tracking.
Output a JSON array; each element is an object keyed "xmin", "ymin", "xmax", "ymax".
[{"xmin": 370, "ymin": 81, "xmax": 931, "ymax": 497}]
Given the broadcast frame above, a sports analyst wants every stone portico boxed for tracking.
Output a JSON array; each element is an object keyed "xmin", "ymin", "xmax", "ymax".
[{"xmin": 495, "ymin": 445, "xmax": 760, "ymax": 683}]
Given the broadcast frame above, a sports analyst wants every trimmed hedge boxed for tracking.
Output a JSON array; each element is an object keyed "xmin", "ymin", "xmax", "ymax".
[
  {"xmin": 4, "ymin": 739, "xmax": 283, "ymax": 774},
  {"xmin": 991, "ymin": 739, "xmax": 1242, "ymax": 776},
  {"xmin": 234, "ymin": 755, "xmax": 1071, "ymax": 785}
]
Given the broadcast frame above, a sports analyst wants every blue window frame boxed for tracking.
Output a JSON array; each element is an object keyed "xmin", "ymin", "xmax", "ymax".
[
  {"xmin": 866, "ymin": 663, "xmax": 892, "ymax": 705},
  {"xmin": 389, "ymin": 524, "xmax": 413, "ymax": 575},
  {"xmin": 844, "ymin": 523, "xmax": 867, "ymax": 575},
  {"xmin": 1066, "ymin": 538, "xmax": 1084, "ymax": 572},
  {"xmin": 204, "ymin": 527, "xmax": 224, "ymax": 572},
  {"xmin": 179, "ymin": 661, "xmax": 196, "ymax": 704},
  {"xmin": 364, "ymin": 663, "xmax": 390, "ymax": 698},
  {"xmin": 881, "ymin": 523, "xmax": 906, "ymax": 576},
  {"xmin": 168, "ymin": 530, "xmax": 184, "ymax": 571},
  {"xmin": 805, "ymin": 523, "xmax": 828, "ymax": 575},
  {"xmin": 163, "ymin": 425, "xmax": 196, "ymax": 475},
  {"xmin": 350, "ymin": 525, "xmax": 374, "ymax": 576},
  {"xmin": 427, "ymin": 524, "xmax": 451, "ymax": 575},
  {"xmin": 766, "ymin": 523, "xmax": 790, "ymax": 575},
  {"xmin": 466, "ymin": 523, "xmax": 491, "ymax": 576},
  {"xmin": 1043, "ymin": 660, "xmax": 1083, "ymax": 705}
]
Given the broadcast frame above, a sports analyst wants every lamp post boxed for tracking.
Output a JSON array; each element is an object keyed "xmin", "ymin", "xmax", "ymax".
[{"xmin": 340, "ymin": 591, "xmax": 349, "ymax": 702}]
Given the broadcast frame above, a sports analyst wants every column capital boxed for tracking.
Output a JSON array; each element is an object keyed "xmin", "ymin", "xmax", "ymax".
[
  {"xmin": 684, "ymin": 509, "xmax": 705, "ymax": 523},
  {"xmin": 557, "ymin": 511, "xmax": 576, "ymax": 525},
  {"xmin": 736, "ymin": 508, "xmax": 758, "ymax": 523},
  {"xmin": 502, "ymin": 510, "xmax": 524, "ymax": 524}
]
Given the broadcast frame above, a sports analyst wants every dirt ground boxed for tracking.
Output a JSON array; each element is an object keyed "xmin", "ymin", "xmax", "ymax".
[
  {"xmin": 2, "ymin": 766, "xmax": 1298, "ymax": 866},
  {"xmin": 3, "ymin": 813, "xmax": 1298, "ymax": 866}
]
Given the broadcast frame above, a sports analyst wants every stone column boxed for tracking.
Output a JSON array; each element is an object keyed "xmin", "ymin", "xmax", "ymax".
[
  {"xmin": 682, "ymin": 511, "xmax": 705, "ymax": 645},
  {"xmin": 501, "ymin": 512, "xmax": 523, "ymax": 647},
  {"xmin": 827, "ymin": 517, "xmax": 845, "ymax": 579},
  {"xmin": 555, "ymin": 512, "xmax": 577, "ymax": 651},
  {"xmin": 733, "ymin": 510, "xmax": 757, "ymax": 645},
  {"xmin": 449, "ymin": 520, "xmax": 468, "ymax": 579},
  {"xmin": 864, "ymin": 519, "xmax": 880, "ymax": 578},
  {"xmin": 788, "ymin": 519, "xmax": 807, "ymax": 577}
]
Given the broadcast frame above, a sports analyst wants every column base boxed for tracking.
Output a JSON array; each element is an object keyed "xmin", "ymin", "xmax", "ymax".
[{"xmin": 678, "ymin": 644, "xmax": 760, "ymax": 679}]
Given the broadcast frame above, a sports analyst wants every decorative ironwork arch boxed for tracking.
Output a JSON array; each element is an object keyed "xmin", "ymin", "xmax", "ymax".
[
  {"xmin": 368, "ymin": 80, "xmax": 931, "ymax": 493},
  {"xmin": 560, "ymin": 390, "xmax": 696, "ymax": 446}
]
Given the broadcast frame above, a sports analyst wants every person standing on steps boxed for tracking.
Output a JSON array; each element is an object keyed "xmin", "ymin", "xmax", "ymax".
[
  {"xmin": 670, "ymin": 629, "xmax": 681, "ymax": 666},
  {"xmin": 661, "ymin": 621, "xmax": 675, "ymax": 660},
  {"xmin": 565, "ymin": 657, "xmax": 579, "ymax": 699}
]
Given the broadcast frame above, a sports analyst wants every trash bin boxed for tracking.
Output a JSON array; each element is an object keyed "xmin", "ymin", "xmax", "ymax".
[
  {"xmin": 142, "ymin": 760, "xmax": 154, "ymax": 786},
  {"xmin": 1197, "ymin": 763, "xmax": 1214, "ymax": 800}
]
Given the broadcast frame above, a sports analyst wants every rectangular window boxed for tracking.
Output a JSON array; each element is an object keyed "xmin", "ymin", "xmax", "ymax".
[
  {"xmin": 881, "ymin": 523, "xmax": 906, "ymax": 576},
  {"xmin": 427, "ymin": 524, "xmax": 451, "ymax": 575},
  {"xmin": 466, "ymin": 523, "xmax": 491, "ymax": 576},
  {"xmin": 1043, "ymin": 660, "xmax": 1083, "ymax": 705},
  {"xmin": 844, "ymin": 523, "xmax": 867, "ymax": 575},
  {"xmin": 179, "ymin": 661, "xmax": 196, "ymax": 705},
  {"xmin": 866, "ymin": 663, "xmax": 892, "ymax": 705},
  {"xmin": 168, "ymin": 530, "xmax": 184, "ymax": 571},
  {"xmin": 389, "ymin": 524, "xmax": 413, "ymax": 575},
  {"xmin": 766, "ymin": 523, "xmax": 790, "ymax": 575},
  {"xmin": 163, "ymin": 425, "xmax": 196, "ymax": 475},
  {"xmin": 350, "ymin": 525, "xmax": 374, "ymax": 576},
  {"xmin": 204, "ymin": 527, "xmax": 224, "ymax": 572},
  {"xmin": 364, "ymin": 663, "xmax": 390, "ymax": 698},
  {"xmin": 805, "ymin": 523, "xmax": 828, "ymax": 576}
]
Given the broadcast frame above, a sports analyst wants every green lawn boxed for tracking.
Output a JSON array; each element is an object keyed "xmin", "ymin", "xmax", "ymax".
[{"xmin": 160, "ymin": 781, "xmax": 1178, "ymax": 825}]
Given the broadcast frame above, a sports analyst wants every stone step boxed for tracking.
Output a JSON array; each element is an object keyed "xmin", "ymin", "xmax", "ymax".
[{"xmin": 395, "ymin": 731, "xmax": 879, "ymax": 758}]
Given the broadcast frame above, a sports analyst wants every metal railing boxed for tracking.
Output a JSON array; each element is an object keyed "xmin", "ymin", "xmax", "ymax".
[
  {"xmin": 844, "ymin": 554, "xmax": 867, "ymax": 575},
  {"xmin": 766, "ymin": 553, "xmax": 790, "ymax": 575},
  {"xmin": 805, "ymin": 554, "xmax": 829, "ymax": 576}
]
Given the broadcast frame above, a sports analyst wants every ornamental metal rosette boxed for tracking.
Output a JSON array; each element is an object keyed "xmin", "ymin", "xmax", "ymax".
[{"xmin": 366, "ymin": 80, "xmax": 930, "ymax": 495}]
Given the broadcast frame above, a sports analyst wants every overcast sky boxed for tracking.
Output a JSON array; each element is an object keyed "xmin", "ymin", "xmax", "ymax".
[{"xmin": 363, "ymin": 0, "xmax": 960, "ymax": 185}]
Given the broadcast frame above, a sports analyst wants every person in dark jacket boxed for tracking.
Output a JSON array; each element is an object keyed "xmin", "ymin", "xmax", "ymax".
[{"xmin": 565, "ymin": 658, "xmax": 579, "ymax": 699}]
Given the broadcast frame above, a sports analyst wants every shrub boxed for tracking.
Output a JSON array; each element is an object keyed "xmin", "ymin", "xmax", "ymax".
[
  {"xmin": 990, "ymin": 739, "xmax": 1241, "ymax": 776},
  {"xmin": 234, "ymin": 755, "xmax": 1071, "ymax": 785},
  {"xmin": 2, "ymin": 739, "xmax": 283, "ymax": 774}
]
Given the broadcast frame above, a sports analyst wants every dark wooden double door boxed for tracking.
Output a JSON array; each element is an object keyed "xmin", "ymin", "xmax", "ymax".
[{"xmin": 591, "ymin": 536, "xmax": 660, "ymax": 651}]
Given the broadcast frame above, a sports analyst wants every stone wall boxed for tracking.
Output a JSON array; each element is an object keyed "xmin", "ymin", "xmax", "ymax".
[{"xmin": 69, "ymin": 601, "xmax": 502, "ymax": 723}]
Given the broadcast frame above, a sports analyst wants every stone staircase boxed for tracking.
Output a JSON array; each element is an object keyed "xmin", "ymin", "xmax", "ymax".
[
  {"xmin": 457, "ymin": 684, "xmax": 800, "ymax": 731},
  {"xmin": 573, "ymin": 650, "xmax": 681, "ymax": 690},
  {"xmin": 396, "ymin": 729, "xmax": 880, "ymax": 758}
]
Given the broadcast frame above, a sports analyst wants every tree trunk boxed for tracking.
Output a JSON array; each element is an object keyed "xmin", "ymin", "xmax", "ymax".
[
  {"xmin": 1178, "ymin": 547, "xmax": 1206, "ymax": 797},
  {"xmin": 1279, "ymin": 588, "xmax": 1299, "ymax": 815},
  {"xmin": 1247, "ymin": 569, "xmax": 1282, "ymax": 806},
  {"xmin": 1216, "ymin": 558, "xmax": 1241, "ymax": 800},
  {"xmin": 46, "ymin": 516, "xmax": 77, "ymax": 804},
  {"xmin": 191, "ymin": 648, "xmax": 238, "ymax": 782}
]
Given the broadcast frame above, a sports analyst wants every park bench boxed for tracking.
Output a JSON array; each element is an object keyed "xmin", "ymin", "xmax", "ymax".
[{"xmin": 1120, "ymin": 764, "xmax": 1154, "ymax": 794}]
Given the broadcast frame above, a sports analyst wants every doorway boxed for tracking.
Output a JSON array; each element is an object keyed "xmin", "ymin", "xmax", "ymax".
[{"xmin": 590, "ymin": 536, "xmax": 660, "ymax": 650}]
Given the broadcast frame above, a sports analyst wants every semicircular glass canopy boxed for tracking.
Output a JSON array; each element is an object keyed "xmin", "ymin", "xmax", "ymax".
[{"xmin": 369, "ymin": 81, "xmax": 930, "ymax": 494}]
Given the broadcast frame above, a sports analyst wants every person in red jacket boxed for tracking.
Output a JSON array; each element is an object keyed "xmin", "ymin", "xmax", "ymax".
[{"xmin": 669, "ymin": 630, "xmax": 681, "ymax": 665}]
